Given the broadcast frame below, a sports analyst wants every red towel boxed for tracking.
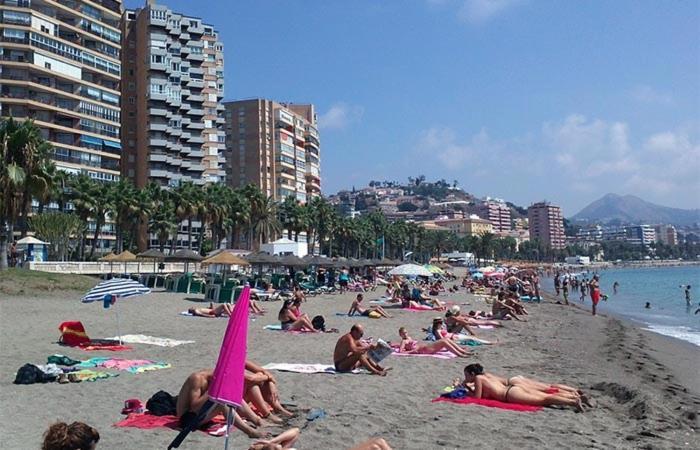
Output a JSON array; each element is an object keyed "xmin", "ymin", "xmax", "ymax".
[
  {"xmin": 78, "ymin": 342, "xmax": 132, "ymax": 352},
  {"xmin": 58, "ymin": 321, "xmax": 131, "ymax": 351},
  {"xmin": 432, "ymin": 396, "xmax": 542, "ymax": 412},
  {"xmin": 114, "ymin": 413, "xmax": 227, "ymax": 434}
]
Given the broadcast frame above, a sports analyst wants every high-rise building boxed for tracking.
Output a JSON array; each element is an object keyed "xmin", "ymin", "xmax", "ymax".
[
  {"xmin": 0, "ymin": 0, "xmax": 124, "ymax": 250},
  {"xmin": 654, "ymin": 224, "xmax": 678, "ymax": 246},
  {"xmin": 527, "ymin": 201, "xmax": 565, "ymax": 250},
  {"xmin": 121, "ymin": 1, "xmax": 225, "ymax": 188},
  {"xmin": 224, "ymin": 99, "xmax": 320, "ymax": 202},
  {"xmin": 471, "ymin": 199, "xmax": 511, "ymax": 233},
  {"xmin": 626, "ymin": 225, "xmax": 656, "ymax": 246},
  {"xmin": 0, "ymin": 0, "xmax": 123, "ymax": 182}
]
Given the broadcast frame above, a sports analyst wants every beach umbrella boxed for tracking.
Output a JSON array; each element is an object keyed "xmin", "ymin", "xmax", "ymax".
[
  {"xmin": 244, "ymin": 251, "xmax": 275, "ymax": 264},
  {"xmin": 111, "ymin": 250, "xmax": 137, "ymax": 275},
  {"xmin": 201, "ymin": 251, "xmax": 249, "ymax": 267},
  {"xmin": 471, "ymin": 272, "xmax": 484, "ymax": 279},
  {"xmin": 99, "ymin": 253, "xmax": 117, "ymax": 261},
  {"xmin": 388, "ymin": 263, "xmax": 433, "ymax": 277},
  {"xmin": 424, "ymin": 264, "xmax": 445, "ymax": 275},
  {"xmin": 485, "ymin": 272, "xmax": 505, "ymax": 279},
  {"xmin": 332, "ymin": 257, "xmax": 349, "ymax": 268},
  {"xmin": 275, "ymin": 254, "xmax": 305, "ymax": 267},
  {"xmin": 81, "ymin": 278, "xmax": 151, "ymax": 344},
  {"xmin": 168, "ymin": 287, "xmax": 251, "ymax": 450},
  {"xmin": 137, "ymin": 249, "xmax": 166, "ymax": 274}
]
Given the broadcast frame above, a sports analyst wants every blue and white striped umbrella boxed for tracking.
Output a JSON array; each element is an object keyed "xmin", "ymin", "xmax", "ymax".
[{"xmin": 82, "ymin": 278, "xmax": 151, "ymax": 303}]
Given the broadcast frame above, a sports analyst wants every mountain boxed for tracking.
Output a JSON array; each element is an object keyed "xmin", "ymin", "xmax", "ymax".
[{"xmin": 571, "ymin": 194, "xmax": 700, "ymax": 226}]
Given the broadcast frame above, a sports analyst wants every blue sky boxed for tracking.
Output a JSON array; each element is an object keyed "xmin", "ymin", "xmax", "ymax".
[{"xmin": 124, "ymin": 0, "xmax": 700, "ymax": 215}]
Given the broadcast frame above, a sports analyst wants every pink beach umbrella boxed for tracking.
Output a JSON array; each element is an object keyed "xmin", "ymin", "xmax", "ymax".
[{"xmin": 209, "ymin": 286, "xmax": 251, "ymax": 449}]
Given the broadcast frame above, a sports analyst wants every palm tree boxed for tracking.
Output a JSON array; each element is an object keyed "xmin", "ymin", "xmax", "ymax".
[
  {"xmin": 225, "ymin": 188, "xmax": 249, "ymax": 250},
  {"xmin": 110, "ymin": 180, "xmax": 139, "ymax": 253},
  {"xmin": 149, "ymin": 195, "xmax": 177, "ymax": 253},
  {"xmin": 171, "ymin": 182, "xmax": 199, "ymax": 251},
  {"xmin": 0, "ymin": 119, "xmax": 27, "ymax": 270},
  {"xmin": 70, "ymin": 174, "xmax": 98, "ymax": 259},
  {"xmin": 278, "ymin": 196, "xmax": 302, "ymax": 241},
  {"xmin": 250, "ymin": 195, "xmax": 280, "ymax": 249}
]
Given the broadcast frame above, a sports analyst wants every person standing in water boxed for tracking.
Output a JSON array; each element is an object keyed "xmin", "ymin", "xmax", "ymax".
[
  {"xmin": 681, "ymin": 285, "xmax": 691, "ymax": 306},
  {"xmin": 613, "ymin": 281, "xmax": 619, "ymax": 294}
]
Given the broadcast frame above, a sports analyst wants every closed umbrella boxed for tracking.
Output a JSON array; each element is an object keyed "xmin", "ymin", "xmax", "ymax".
[
  {"xmin": 81, "ymin": 278, "xmax": 151, "ymax": 344},
  {"xmin": 388, "ymin": 264, "xmax": 433, "ymax": 277}
]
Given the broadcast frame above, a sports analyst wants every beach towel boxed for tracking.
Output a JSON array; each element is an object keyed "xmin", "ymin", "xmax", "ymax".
[
  {"xmin": 106, "ymin": 335, "xmax": 194, "ymax": 347},
  {"xmin": 335, "ymin": 312, "xmax": 380, "ymax": 319},
  {"xmin": 58, "ymin": 321, "xmax": 132, "ymax": 351},
  {"xmin": 78, "ymin": 358, "xmax": 171, "ymax": 374},
  {"xmin": 71, "ymin": 369, "xmax": 119, "ymax": 382},
  {"xmin": 263, "ymin": 324, "xmax": 313, "ymax": 333},
  {"xmin": 262, "ymin": 363, "xmax": 360, "ymax": 374},
  {"xmin": 114, "ymin": 413, "xmax": 227, "ymax": 436},
  {"xmin": 77, "ymin": 342, "xmax": 133, "ymax": 352},
  {"xmin": 406, "ymin": 305, "xmax": 435, "ymax": 311},
  {"xmin": 179, "ymin": 311, "xmax": 227, "ymax": 318},
  {"xmin": 432, "ymin": 396, "xmax": 542, "ymax": 412},
  {"xmin": 392, "ymin": 351, "xmax": 457, "ymax": 359}
]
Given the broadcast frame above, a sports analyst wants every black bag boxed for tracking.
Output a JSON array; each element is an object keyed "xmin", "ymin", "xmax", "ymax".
[
  {"xmin": 14, "ymin": 364, "xmax": 56, "ymax": 385},
  {"xmin": 311, "ymin": 315, "xmax": 326, "ymax": 331},
  {"xmin": 146, "ymin": 390, "xmax": 177, "ymax": 416}
]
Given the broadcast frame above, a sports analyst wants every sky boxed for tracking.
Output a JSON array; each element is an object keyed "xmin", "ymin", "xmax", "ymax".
[{"xmin": 123, "ymin": 0, "xmax": 700, "ymax": 216}]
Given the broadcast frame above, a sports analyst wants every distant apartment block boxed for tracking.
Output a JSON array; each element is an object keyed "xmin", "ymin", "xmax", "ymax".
[
  {"xmin": 0, "ymin": 0, "xmax": 124, "ymax": 250},
  {"xmin": 224, "ymin": 99, "xmax": 320, "ymax": 202},
  {"xmin": 527, "ymin": 201, "xmax": 565, "ymax": 250},
  {"xmin": 625, "ymin": 225, "xmax": 656, "ymax": 246},
  {"xmin": 654, "ymin": 224, "xmax": 678, "ymax": 246},
  {"xmin": 471, "ymin": 200, "xmax": 511, "ymax": 233},
  {"xmin": 121, "ymin": 1, "xmax": 225, "ymax": 188},
  {"xmin": 434, "ymin": 216, "xmax": 493, "ymax": 237}
]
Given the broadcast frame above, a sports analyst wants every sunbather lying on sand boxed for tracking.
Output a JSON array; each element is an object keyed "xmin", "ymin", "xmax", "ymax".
[
  {"xmin": 333, "ymin": 324, "xmax": 389, "ymax": 376},
  {"xmin": 278, "ymin": 299, "xmax": 318, "ymax": 332},
  {"xmin": 457, "ymin": 364, "xmax": 586, "ymax": 411},
  {"xmin": 188, "ymin": 303, "xmax": 233, "ymax": 318},
  {"xmin": 397, "ymin": 327, "xmax": 471, "ymax": 357},
  {"xmin": 446, "ymin": 306, "xmax": 503, "ymax": 328},
  {"xmin": 348, "ymin": 437, "xmax": 393, "ymax": 450},
  {"xmin": 427, "ymin": 317, "xmax": 494, "ymax": 345},
  {"xmin": 348, "ymin": 294, "xmax": 392, "ymax": 318}
]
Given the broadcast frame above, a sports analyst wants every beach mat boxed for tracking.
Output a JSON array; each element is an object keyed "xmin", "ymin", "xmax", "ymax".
[
  {"xmin": 392, "ymin": 351, "xmax": 457, "ymax": 359},
  {"xmin": 262, "ymin": 363, "xmax": 361, "ymax": 374},
  {"xmin": 179, "ymin": 311, "xmax": 226, "ymax": 318},
  {"xmin": 106, "ymin": 334, "xmax": 194, "ymax": 347},
  {"xmin": 432, "ymin": 396, "xmax": 542, "ymax": 412},
  {"xmin": 263, "ymin": 325, "xmax": 314, "ymax": 333},
  {"xmin": 77, "ymin": 357, "xmax": 171, "ymax": 374},
  {"xmin": 114, "ymin": 413, "xmax": 227, "ymax": 436},
  {"xmin": 76, "ymin": 341, "xmax": 132, "ymax": 352}
]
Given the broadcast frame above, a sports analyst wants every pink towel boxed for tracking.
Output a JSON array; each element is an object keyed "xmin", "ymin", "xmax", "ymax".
[
  {"xmin": 114, "ymin": 413, "xmax": 228, "ymax": 436},
  {"xmin": 78, "ymin": 342, "xmax": 132, "ymax": 352},
  {"xmin": 432, "ymin": 396, "xmax": 542, "ymax": 412},
  {"xmin": 392, "ymin": 351, "xmax": 456, "ymax": 359},
  {"xmin": 405, "ymin": 305, "xmax": 434, "ymax": 311}
]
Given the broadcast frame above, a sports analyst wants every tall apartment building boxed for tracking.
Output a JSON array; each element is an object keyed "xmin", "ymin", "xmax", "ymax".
[
  {"xmin": 0, "ymin": 0, "xmax": 123, "ymax": 250},
  {"xmin": 626, "ymin": 225, "xmax": 656, "ymax": 246},
  {"xmin": 121, "ymin": 1, "xmax": 225, "ymax": 188},
  {"xmin": 224, "ymin": 99, "xmax": 320, "ymax": 202},
  {"xmin": 527, "ymin": 201, "xmax": 565, "ymax": 250},
  {"xmin": 654, "ymin": 224, "xmax": 678, "ymax": 246},
  {"xmin": 471, "ymin": 199, "xmax": 511, "ymax": 233}
]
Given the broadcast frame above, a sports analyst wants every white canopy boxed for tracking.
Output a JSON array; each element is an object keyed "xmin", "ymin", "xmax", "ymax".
[
  {"xmin": 16, "ymin": 236, "xmax": 48, "ymax": 245},
  {"xmin": 388, "ymin": 264, "xmax": 433, "ymax": 277}
]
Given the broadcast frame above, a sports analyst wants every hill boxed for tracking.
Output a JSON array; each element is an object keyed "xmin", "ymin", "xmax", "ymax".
[{"xmin": 571, "ymin": 194, "xmax": 700, "ymax": 226}]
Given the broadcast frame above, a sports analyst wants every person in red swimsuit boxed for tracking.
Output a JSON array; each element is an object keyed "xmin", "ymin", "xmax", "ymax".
[{"xmin": 589, "ymin": 275, "xmax": 601, "ymax": 316}]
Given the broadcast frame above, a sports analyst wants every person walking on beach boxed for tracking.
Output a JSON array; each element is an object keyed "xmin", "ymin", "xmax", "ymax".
[
  {"xmin": 561, "ymin": 276, "xmax": 570, "ymax": 305},
  {"xmin": 554, "ymin": 273, "xmax": 561, "ymax": 296},
  {"xmin": 579, "ymin": 279, "xmax": 587, "ymax": 303}
]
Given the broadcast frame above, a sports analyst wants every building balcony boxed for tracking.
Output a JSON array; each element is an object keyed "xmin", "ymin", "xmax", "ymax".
[{"xmin": 149, "ymin": 138, "xmax": 168, "ymax": 147}]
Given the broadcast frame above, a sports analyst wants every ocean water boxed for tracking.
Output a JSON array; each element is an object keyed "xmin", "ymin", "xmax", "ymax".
[{"xmin": 545, "ymin": 266, "xmax": 700, "ymax": 346}]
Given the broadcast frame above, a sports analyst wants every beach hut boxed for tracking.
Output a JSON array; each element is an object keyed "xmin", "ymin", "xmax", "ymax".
[
  {"xmin": 16, "ymin": 236, "xmax": 49, "ymax": 263},
  {"xmin": 260, "ymin": 237, "xmax": 307, "ymax": 257}
]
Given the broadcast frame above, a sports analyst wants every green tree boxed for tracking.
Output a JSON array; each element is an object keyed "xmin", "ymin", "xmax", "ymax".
[{"xmin": 30, "ymin": 212, "xmax": 83, "ymax": 261}]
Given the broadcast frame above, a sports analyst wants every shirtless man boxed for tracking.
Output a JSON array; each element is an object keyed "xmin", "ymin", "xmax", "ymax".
[
  {"xmin": 175, "ymin": 369, "xmax": 265, "ymax": 437},
  {"xmin": 188, "ymin": 303, "xmax": 233, "ymax": 318},
  {"xmin": 333, "ymin": 324, "xmax": 388, "ymax": 376},
  {"xmin": 348, "ymin": 294, "xmax": 392, "ymax": 318}
]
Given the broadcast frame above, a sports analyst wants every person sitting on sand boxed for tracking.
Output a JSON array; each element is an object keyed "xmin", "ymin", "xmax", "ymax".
[
  {"xmin": 348, "ymin": 294, "xmax": 393, "ymax": 318},
  {"xmin": 504, "ymin": 292, "xmax": 528, "ymax": 315},
  {"xmin": 188, "ymin": 303, "xmax": 233, "ymax": 318},
  {"xmin": 176, "ymin": 369, "xmax": 266, "ymax": 438},
  {"xmin": 245, "ymin": 360, "xmax": 295, "ymax": 422},
  {"xmin": 426, "ymin": 317, "xmax": 494, "ymax": 345},
  {"xmin": 446, "ymin": 306, "xmax": 503, "ymax": 329},
  {"xmin": 333, "ymin": 324, "xmax": 389, "ymax": 376},
  {"xmin": 397, "ymin": 327, "xmax": 471, "ymax": 357},
  {"xmin": 278, "ymin": 299, "xmax": 318, "ymax": 332},
  {"xmin": 42, "ymin": 421, "xmax": 99, "ymax": 450},
  {"xmin": 491, "ymin": 292, "xmax": 522, "ymax": 321},
  {"xmin": 458, "ymin": 364, "xmax": 584, "ymax": 411},
  {"xmin": 411, "ymin": 286, "xmax": 445, "ymax": 310},
  {"xmin": 348, "ymin": 438, "xmax": 393, "ymax": 450}
]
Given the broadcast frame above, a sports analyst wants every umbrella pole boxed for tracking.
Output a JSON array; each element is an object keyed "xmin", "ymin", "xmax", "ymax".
[
  {"xmin": 115, "ymin": 300, "xmax": 123, "ymax": 345},
  {"xmin": 224, "ymin": 405, "xmax": 234, "ymax": 450}
]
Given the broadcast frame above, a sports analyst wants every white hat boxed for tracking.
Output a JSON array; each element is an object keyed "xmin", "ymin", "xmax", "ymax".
[{"xmin": 449, "ymin": 305, "xmax": 461, "ymax": 315}]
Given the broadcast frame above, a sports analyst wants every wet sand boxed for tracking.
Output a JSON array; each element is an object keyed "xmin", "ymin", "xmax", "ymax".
[{"xmin": 1, "ymin": 277, "xmax": 698, "ymax": 449}]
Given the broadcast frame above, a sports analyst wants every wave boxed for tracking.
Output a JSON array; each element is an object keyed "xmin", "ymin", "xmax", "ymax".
[{"xmin": 643, "ymin": 325, "xmax": 700, "ymax": 347}]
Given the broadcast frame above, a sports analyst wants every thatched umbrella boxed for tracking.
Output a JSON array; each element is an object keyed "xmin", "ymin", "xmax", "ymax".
[
  {"xmin": 137, "ymin": 249, "xmax": 166, "ymax": 273},
  {"xmin": 166, "ymin": 249, "xmax": 203, "ymax": 272},
  {"xmin": 202, "ymin": 251, "xmax": 250, "ymax": 285},
  {"xmin": 276, "ymin": 254, "xmax": 306, "ymax": 267}
]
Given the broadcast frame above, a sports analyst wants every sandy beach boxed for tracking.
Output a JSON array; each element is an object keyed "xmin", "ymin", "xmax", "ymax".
[{"xmin": 1, "ymin": 275, "xmax": 698, "ymax": 449}]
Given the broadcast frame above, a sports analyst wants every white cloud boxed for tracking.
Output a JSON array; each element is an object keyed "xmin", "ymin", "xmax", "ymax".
[
  {"xmin": 457, "ymin": 0, "xmax": 523, "ymax": 23},
  {"xmin": 416, "ymin": 126, "xmax": 495, "ymax": 169},
  {"xmin": 629, "ymin": 85, "xmax": 673, "ymax": 105},
  {"xmin": 318, "ymin": 103, "xmax": 364, "ymax": 131}
]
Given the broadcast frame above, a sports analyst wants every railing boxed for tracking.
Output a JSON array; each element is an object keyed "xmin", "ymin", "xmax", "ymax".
[{"xmin": 26, "ymin": 261, "xmax": 192, "ymax": 275}]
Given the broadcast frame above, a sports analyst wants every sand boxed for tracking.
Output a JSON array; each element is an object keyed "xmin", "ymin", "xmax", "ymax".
[{"xmin": 1, "ymin": 275, "xmax": 698, "ymax": 449}]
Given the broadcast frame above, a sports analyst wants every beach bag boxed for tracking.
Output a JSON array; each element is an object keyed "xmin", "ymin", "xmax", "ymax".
[
  {"xmin": 58, "ymin": 321, "xmax": 90, "ymax": 346},
  {"xmin": 146, "ymin": 390, "xmax": 177, "ymax": 416},
  {"xmin": 311, "ymin": 315, "xmax": 326, "ymax": 331},
  {"xmin": 368, "ymin": 311, "xmax": 381, "ymax": 319},
  {"xmin": 14, "ymin": 364, "xmax": 56, "ymax": 384}
]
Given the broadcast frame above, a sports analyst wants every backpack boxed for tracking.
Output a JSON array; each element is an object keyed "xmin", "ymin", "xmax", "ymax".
[
  {"xmin": 311, "ymin": 315, "xmax": 326, "ymax": 331},
  {"xmin": 14, "ymin": 364, "xmax": 56, "ymax": 385},
  {"xmin": 146, "ymin": 390, "xmax": 177, "ymax": 416}
]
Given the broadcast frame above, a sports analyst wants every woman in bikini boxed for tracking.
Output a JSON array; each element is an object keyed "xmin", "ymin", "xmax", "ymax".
[
  {"xmin": 188, "ymin": 303, "xmax": 233, "ymax": 317},
  {"xmin": 348, "ymin": 294, "xmax": 393, "ymax": 318},
  {"xmin": 397, "ymin": 327, "xmax": 471, "ymax": 357},
  {"xmin": 589, "ymin": 275, "xmax": 601, "ymax": 316},
  {"xmin": 427, "ymin": 318, "xmax": 494, "ymax": 345},
  {"xmin": 459, "ymin": 364, "xmax": 584, "ymax": 411},
  {"xmin": 277, "ymin": 299, "xmax": 317, "ymax": 332}
]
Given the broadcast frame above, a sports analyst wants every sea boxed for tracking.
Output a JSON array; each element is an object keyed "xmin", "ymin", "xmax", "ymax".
[{"xmin": 544, "ymin": 265, "xmax": 700, "ymax": 347}]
